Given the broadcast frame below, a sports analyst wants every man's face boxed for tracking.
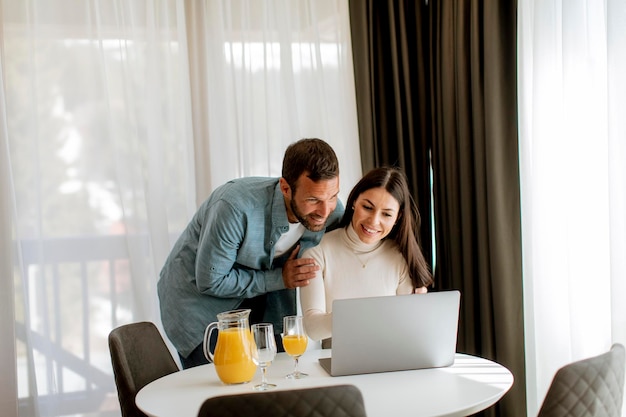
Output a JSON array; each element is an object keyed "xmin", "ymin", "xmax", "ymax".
[{"xmin": 280, "ymin": 174, "xmax": 340, "ymax": 232}]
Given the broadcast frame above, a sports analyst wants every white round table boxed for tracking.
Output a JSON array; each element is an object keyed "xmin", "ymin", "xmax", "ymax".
[{"xmin": 136, "ymin": 349, "xmax": 513, "ymax": 417}]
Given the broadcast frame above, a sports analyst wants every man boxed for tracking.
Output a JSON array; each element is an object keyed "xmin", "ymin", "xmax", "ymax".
[{"xmin": 158, "ymin": 138, "xmax": 344, "ymax": 368}]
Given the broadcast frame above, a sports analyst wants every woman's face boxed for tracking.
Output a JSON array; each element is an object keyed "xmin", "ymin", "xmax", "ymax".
[{"xmin": 351, "ymin": 187, "xmax": 400, "ymax": 244}]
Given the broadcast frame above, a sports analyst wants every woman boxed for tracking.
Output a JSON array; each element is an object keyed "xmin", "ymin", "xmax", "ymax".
[{"xmin": 300, "ymin": 166, "xmax": 434, "ymax": 341}]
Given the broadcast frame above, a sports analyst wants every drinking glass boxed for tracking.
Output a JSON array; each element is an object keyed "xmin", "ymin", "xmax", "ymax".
[
  {"xmin": 282, "ymin": 315, "xmax": 308, "ymax": 379},
  {"xmin": 251, "ymin": 323, "xmax": 277, "ymax": 391}
]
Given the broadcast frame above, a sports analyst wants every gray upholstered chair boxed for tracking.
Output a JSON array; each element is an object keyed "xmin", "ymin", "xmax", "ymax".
[
  {"xmin": 109, "ymin": 321, "xmax": 179, "ymax": 417},
  {"xmin": 537, "ymin": 343, "xmax": 625, "ymax": 417},
  {"xmin": 197, "ymin": 384, "xmax": 367, "ymax": 417}
]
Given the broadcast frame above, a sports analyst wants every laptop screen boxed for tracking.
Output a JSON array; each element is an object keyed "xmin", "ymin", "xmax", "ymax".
[{"xmin": 320, "ymin": 290, "xmax": 460, "ymax": 376}]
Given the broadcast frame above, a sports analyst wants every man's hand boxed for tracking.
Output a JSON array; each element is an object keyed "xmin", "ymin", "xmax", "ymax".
[{"xmin": 282, "ymin": 245, "xmax": 319, "ymax": 289}]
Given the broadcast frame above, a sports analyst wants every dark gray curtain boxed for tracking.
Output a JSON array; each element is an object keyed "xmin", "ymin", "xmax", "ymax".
[
  {"xmin": 349, "ymin": 0, "xmax": 434, "ymax": 268},
  {"xmin": 348, "ymin": 1, "xmax": 525, "ymax": 417}
]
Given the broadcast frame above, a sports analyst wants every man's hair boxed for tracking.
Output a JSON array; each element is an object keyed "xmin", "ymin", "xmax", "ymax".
[{"xmin": 281, "ymin": 138, "xmax": 339, "ymax": 190}]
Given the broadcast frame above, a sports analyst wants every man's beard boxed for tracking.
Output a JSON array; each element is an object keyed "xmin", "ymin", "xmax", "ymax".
[{"xmin": 290, "ymin": 198, "xmax": 326, "ymax": 232}]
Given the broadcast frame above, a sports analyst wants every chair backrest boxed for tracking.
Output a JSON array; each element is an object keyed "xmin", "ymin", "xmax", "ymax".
[
  {"xmin": 197, "ymin": 384, "xmax": 367, "ymax": 417},
  {"xmin": 537, "ymin": 343, "xmax": 625, "ymax": 417},
  {"xmin": 109, "ymin": 321, "xmax": 179, "ymax": 417}
]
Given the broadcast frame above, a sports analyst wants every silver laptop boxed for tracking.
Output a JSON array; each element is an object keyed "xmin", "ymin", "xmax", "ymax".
[{"xmin": 319, "ymin": 290, "xmax": 460, "ymax": 376}]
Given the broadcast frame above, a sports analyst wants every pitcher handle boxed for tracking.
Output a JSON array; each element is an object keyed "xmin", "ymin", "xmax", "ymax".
[{"xmin": 203, "ymin": 322, "xmax": 218, "ymax": 362}]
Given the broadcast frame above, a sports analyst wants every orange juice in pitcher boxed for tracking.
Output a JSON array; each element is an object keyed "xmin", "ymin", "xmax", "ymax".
[{"xmin": 203, "ymin": 309, "xmax": 257, "ymax": 384}]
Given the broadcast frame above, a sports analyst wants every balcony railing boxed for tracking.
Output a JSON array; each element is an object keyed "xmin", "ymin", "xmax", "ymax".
[{"xmin": 16, "ymin": 235, "xmax": 144, "ymax": 417}]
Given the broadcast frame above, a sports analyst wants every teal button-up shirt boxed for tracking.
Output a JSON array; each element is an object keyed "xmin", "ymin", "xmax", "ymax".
[{"xmin": 158, "ymin": 177, "xmax": 344, "ymax": 357}]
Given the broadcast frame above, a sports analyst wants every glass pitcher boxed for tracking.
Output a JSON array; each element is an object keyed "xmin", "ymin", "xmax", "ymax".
[{"xmin": 203, "ymin": 309, "xmax": 257, "ymax": 384}]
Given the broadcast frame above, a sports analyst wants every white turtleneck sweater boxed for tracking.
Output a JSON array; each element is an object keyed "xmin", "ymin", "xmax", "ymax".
[{"xmin": 299, "ymin": 224, "xmax": 413, "ymax": 341}]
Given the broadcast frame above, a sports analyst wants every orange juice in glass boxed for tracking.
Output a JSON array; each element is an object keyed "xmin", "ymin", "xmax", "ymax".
[
  {"xmin": 282, "ymin": 315, "xmax": 308, "ymax": 379},
  {"xmin": 282, "ymin": 334, "xmax": 308, "ymax": 356}
]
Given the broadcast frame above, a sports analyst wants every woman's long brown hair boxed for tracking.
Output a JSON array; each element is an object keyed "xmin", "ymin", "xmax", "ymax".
[{"xmin": 339, "ymin": 166, "xmax": 433, "ymax": 289}]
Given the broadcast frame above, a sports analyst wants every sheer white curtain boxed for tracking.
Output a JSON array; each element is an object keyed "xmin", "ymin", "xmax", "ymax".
[
  {"xmin": 1, "ymin": 49, "xmax": 19, "ymax": 417},
  {"xmin": 518, "ymin": 1, "xmax": 626, "ymax": 416},
  {"xmin": 1, "ymin": 2, "xmax": 195, "ymax": 416},
  {"xmin": 0, "ymin": 1, "xmax": 360, "ymax": 416},
  {"xmin": 186, "ymin": 0, "xmax": 361, "ymax": 201}
]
